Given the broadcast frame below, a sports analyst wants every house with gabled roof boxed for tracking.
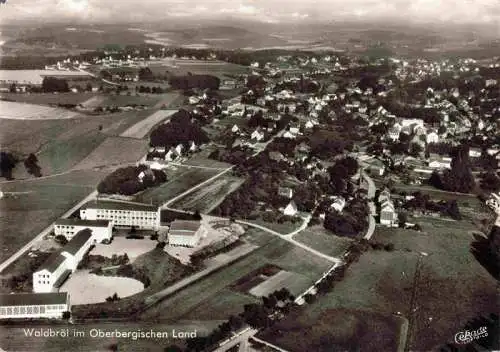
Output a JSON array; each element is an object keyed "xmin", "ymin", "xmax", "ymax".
[{"xmin": 283, "ymin": 200, "xmax": 298, "ymax": 216}]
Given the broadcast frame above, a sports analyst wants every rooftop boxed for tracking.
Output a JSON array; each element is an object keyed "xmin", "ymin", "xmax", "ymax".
[
  {"xmin": 55, "ymin": 219, "xmax": 110, "ymax": 228},
  {"xmin": 0, "ymin": 292, "xmax": 68, "ymax": 307},
  {"xmin": 62, "ymin": 229, "xmax": 93, "ymax": 256},
  {"xmin": 169, "ymin": 220, "xmax": 202, "ymax": 237},
  {"xmin": 37, "ymin": 251, "xmax": 66, "ymax": 273},
  {"xmin": 81, "ymin": 200, "xmax": 157, "ymax": 212}
]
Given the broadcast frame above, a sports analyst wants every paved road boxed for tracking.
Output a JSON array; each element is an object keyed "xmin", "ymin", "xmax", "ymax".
[
  {"xmin": 361, "ymin": 169, "xmax": 377, "ymax": 240},
  {"xmin": 0, "ymin": 190, "xmax": 98, "ymax": 273},
  {"xmin": 212, "ymin": 328, "xmax": 258, "ymax": 352}
]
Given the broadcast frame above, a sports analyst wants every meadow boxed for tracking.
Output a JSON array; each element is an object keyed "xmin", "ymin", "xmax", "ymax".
[{"xmin": 293, "ymin": 226, "xmax": 354, "ymax": 258}]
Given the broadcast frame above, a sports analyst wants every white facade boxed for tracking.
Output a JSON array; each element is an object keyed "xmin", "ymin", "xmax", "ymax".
[
  {"xmin": 0, "ymin": 293, "xmax": 70, "ymax": 320},
  {"xmin": 80, "ymin": 201, "xmax": 159, "ymax": 230},
  {"xmin": 426, "ymin": 132, "xmax": 439, "ymax": 144},
  {"xmin": 283, "ymin": 201, "xmax": 298, "ymax": 216},
  {"xmin": 54, "ymin": 219, "xmax": 112, "ymax": 242},
  {"xmin": 33, "ymin": 256, "xmax": 68, "ymax": 294},
  {"xmin": 168, "ymin": 221, "xmax": 207, "ymax": 248}
]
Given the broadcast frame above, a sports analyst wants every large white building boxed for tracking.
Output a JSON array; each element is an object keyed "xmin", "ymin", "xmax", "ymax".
[
  {"xmin": 33, "ymin": 229, "xmax": 94, "ymax": 293},
  {"xmin": 80, "ymin": 201, "xmax": 160, "ymax": 230},
  {"xmin": 168, "ymin": 220, "xmax": 206, "ymax": 248},
  {"xmin": 54, "ymin": 219, "xmax": 112, "ymax": 242},
  {"xmin": 0, "ymin": 292, "xmax": 70, "ymax": 320}
]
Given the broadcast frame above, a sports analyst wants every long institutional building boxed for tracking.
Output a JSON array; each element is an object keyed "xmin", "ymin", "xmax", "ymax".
[
  {"xmin": 80, "ymin": 200, "xmax": 160, "ymax": 230},
  {"xmin": 0, "ymin": 292, "xmax": 70, "ymax": 320}
]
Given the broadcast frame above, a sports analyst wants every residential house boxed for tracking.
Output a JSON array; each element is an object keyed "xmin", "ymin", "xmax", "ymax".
[
  {"xmin": 428, "ymin": 157, "xmax": 452, "ymax": 170},
  {"xmin": 175, "ymin": 144, "xmax": 184, "ymax": 157},
  {"xmin": 231, "ymin": 124, "xmax": 240, "ymax": 133},
  {"xmin": 283, "ymin": 130, "xmax": 296, "ymax": 139},
  {"xmin": 283, "ymin": 201, "xmax": 298, "ymax": 216},
  {"xmin": 251, "ymin": 128, "xmax": 265, "ymax": 142},
  {"xmin": 330, "ymin": 196, "xmax": 346, "ymax": 212},
  {"xmin": 468, "ymin": 148, "xmax": 482, "ymax": 158},
  {"xmin": 167, "ymin": 220, "xmax": 207, "ymax": 248},
  {"xmin": 278, "ymin": 187, "xmax": 293, "ymax": 199},
  {"xmin": 380, "ymin": 200, "xmax": 398, "ymax": 227},
  {"xmin": 426, "ymin": 131, "xmax": 439, "ymax": 144}
]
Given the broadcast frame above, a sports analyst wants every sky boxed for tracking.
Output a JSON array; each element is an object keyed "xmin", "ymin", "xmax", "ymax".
[{"xmin": 1, "ymin": 0, "xmax": 499, "ymax": 27}]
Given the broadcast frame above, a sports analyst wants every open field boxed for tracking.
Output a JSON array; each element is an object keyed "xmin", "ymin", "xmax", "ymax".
[
  {"xmin": 0, "ymin": 321, "xmax": 221, "ymax": 352},
  {"xmin": 180, "ymin": 288, "xmax": 260, "ymax": 321},
  {"xmin": 140, "ymin": 235, "xmax": 331, "ymax": 322},
  {"xmin": 149, "ymin": 60, "xmax": 250, "ymax": 78},
  {"xmin": 172, "ymin": 175, "xmax": 245, "ymax": 213},
  {"xmin": 0, "ymin": 92, "xmax": 97, "ymax": 106},
  {"xmin": 73, "ymin": 136, "xmax": 149, "ymax": 170},
  {"xmin": 0, "ymin": 109, "xmax": 153, "ymax": 175},
  {"xmin": 258, "ymin": 308, "xmax": 405, "ymax": 352},
  {"xmin": 0, "ymin": 170, "xmax": 108, "ymax": 263},
  {"xmin": 0, "ymin": 100, "xmax": 80, "ymax": 120},
  {"xmin": 248, "ymin": 218, "xmax": 301, "ymax": 235},
  {"xmin": 60, "ymin": 270, "xmax": 144, "ymax": 305},
  {"xmin": 99, "ymin": 93, "xmax": 161, "ymax": 108},
  {"xmin": 79, "ymin": 95, "xmax": 106, "ymax": 109},
  {"xmin": 135, "ymin": 166, "xmax": 220, "ymax": 205},
  {"xmin": 90, "ymin": 237, "xmax": 157, "ymax": 263},
  {"xmin": 120, "ymin": 109, "xmax": 177, "ymax": 139},
  {"xmin": 285, "ymin": 218, "xmax": 498, "ymax": 351},
  {"xmin": 249, "ymin": 270, "xmax": 311, "ymax": 298},
  {"xmin": 293, "ymin": 226, "xmax": 353, "ymax": 258}
]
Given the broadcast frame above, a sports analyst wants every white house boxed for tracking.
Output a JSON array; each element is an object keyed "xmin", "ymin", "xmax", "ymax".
[
  {"xmin": 426, "ymin": 131, "xmax": 439, "ymax": 144},
  {"xmin": 80, "ymin": 200, "xmax": 160, "ymax": 230},
  {"xmin": 330, "ymin": 196, "xmax": 346, "ymax": 212},
  {"xmin": 282, "ymin": 131, "xmax": 296, "ymax": 139},
  {"xmin": 0, "ymin": 292, "xmax": 70, "ymax": 320},
  {"xmin": 486, "ymin": 193, "xmax": 500, "ymax": 214},
  {"xmin": 380, "ymin": 200, "xmax": 397, "ymax": 227},
  {"xmin": 251, "ymin": 129, "xmax": 265, "ymax": 142},
  {"xmin": 168, "ymin": 220, "xmax": 207, "ymax": 248},
  {"xmin": 175, "ymin": 144, "xmax": 184, "ymax": 157},
  {"xmin": 54, "ymin": 219, "xmax": 112, "ymax": 242},
  {"xmin": 278, "ymin": 187, "xmax": 293, "ymax": 199},
  {"xmin": 231, "ymin": 124, "xmax": 240, "ymax": 133},
  {"xmin": 428, "ymin": 157, "xmax": 452, "ymax": 169},
  {"xmin": 283, "ymin": 201, "xmax": 298, "ymax": 216}
]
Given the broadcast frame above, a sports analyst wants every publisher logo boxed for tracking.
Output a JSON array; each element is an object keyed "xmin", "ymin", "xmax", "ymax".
[{"xmin": 454, "ymin": 326, "xmax": 488, "ymax": 344}]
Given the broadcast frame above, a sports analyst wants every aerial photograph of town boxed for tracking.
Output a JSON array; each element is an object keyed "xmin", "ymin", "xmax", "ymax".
[{"xmin": 0, "ymin": 0, "xmax": 498, "ymax": 351}]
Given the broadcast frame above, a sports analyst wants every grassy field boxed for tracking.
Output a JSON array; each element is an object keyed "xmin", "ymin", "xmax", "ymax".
[
  {"xmin": 1, "ymin": 109, "xmax": 153, "ymax": 176},
  {"xmin": 73, "ymin": 136, "xmax": 149, "ymax": 171},
  {"xmin": 149, "ymin": 60, "xmax": 249, "ymax": 78},
  {"xmin": 0, "ymin": 170, "xmax": 108, "ymax": 263},
  {"xmin": 293, "ymin": 226, "xmax": 353, "ymax": 258},
  {"xmin": 281, "ymin": 218, "xmax": 498, "ymax": 351},
  {"xmin": 182, "ymin": 153, "xmax": 233, "ymax": 169},
  {"xmin": 99, "ymin": 94, "xmax": 161, "ymax": 107},
  {"xmin": 140, "ymin": 235, "xmax": 331, "ymax": 322},
  {"xmin": 258, "ymin": 308, "xmax": 406, "ymax": 352},
  {"xmin": 172, "ymin": 175, "xmax": 244, "ymax": 213},
  {"xmin": 0, "ymin": 92, "xmax": 98, "ymax": 106},
  {"xmin": 135, "ymin": 166, "xmax": 220, "ymax": 205},
  {"xmin": 248, "ymin": 218, "xmax": 301, "ymax": 235}
]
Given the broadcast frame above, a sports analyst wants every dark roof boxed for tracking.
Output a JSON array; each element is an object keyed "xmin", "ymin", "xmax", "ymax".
[
  {"xmin": 169, "ymin": 220, "xmax": 201, "ymax": 237},
  {"xmin": 81, "ymin": 200, "xmax": 157, "ymax": 212},
  {"xmin": 53, "ymin": 270, "xmax": 72, "ymax": 289},
  {"xmin": 0, "ymin": 292, "xmax": 68, "ymax": 307},
  {"xmin": 62, "ymin": 229, "xmax": 92, "ymax": 256},
  {"xmin": 55, "ymin": 219, "xmax": 110, "ymax": 227},
  {"xmin": 38, "ymin": 251, "xmax": 66, "ymax": 273}
]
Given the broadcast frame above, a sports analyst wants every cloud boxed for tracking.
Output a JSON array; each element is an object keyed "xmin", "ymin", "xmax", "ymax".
[{"xmin": 1, "ymin": 0, "xmax": 498, "ymax": 26}]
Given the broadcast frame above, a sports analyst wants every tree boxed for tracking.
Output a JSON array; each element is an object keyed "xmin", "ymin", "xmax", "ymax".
[
  {"xmin": 480, "ymin": 171, "xmax": 500, "ymax": 192},
  {"xmin": 0, "ymin": 151, "xmax": 17, "ymax": 180},
  {"xmin": 398, "ymin": 212, "xmax": 408, "ymax": 227},
  {"xmin": 62, "ymin": 311, "xmax": 71, "ymax": 319},
  {"xmin": 409, "ymin": 142, "xmax": 423, "ymax": 157},
  {"xmin": 24, "ymin": 153, "xmax": 42, "ymax": 177},
  {"xmin": 55, "ymin": 235, "xmax": 68, "ymax": 245},
  {"xmin": 42, "ymin": 77, "xmax": 69, "ymax": 93}
]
